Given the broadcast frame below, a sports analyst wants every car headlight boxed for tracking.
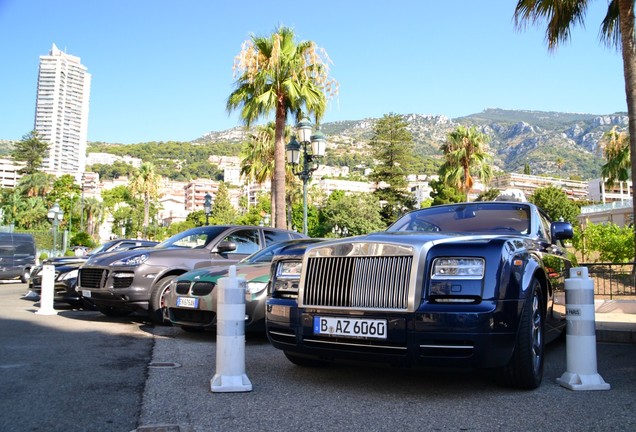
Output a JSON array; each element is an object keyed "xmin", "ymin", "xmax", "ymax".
[
  {"xmin": 112, "ymin": 254, "xmax": 149, "ymax": 266},
  {"xmin": 276, "ymin": 261, "xmax": 303, "ymax": 278},
  {"xmin": 246, "ymin": 281, "xmax": 267, "ymax": 295},
  {"xmin": 431, "ymin": 258, "xmax": 484, "ymax": 279},
  {"xmin": 270, "ymin": 260, "xmax": 303, "ymax": 297},
  {"xmin": 59, "ymin": 269, "xmax": 79, "ymax": 281}
]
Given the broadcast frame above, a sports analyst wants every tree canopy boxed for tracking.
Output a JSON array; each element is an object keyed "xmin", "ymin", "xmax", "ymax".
[{"xmin": 11, "ymin": 130, "xmax": 49, "ymax": 174}]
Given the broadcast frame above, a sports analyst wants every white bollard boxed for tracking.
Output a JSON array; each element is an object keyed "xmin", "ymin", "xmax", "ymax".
[
  {"xmin": 36, "ymin": 264, "xmax": 57, "ymax": 316},
  {"xmin": 556, "ymin": 267, "xmax": 610, "ymax": 391},
  {"xmin": 211, "ymin": 265, "xmax": 252, "ymax": 393}
]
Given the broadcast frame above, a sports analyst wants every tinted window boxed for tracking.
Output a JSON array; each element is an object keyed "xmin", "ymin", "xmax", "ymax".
[
  {"xmin": 157, "ymin": 226, "xmax": 227, "ymax": 249},
  {"xmin": 223, "ymin": 229, "xmax": 260, "ymax": 255},
  {"xmin": 264, "ymin": 230, "xmax": 295, "ymax": 246}
]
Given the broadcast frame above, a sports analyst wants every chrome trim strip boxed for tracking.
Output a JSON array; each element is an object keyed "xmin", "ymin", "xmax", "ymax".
[
  {"xmin": 419, "ymin": 344, "xmax": 474, "ymax": 350},
  {"xmin": 268, "ymin": 330, "xmax": 296, "ymax": 338},
  {"xmin": 305, "ymin": 338, "xmax": 407, "ymax": 351}
]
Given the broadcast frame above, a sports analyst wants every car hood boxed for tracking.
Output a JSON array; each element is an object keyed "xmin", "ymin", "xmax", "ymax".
[
  {"xmin": 44, "ymin": 256, "xmax": 88, "ymax": 265},
  {"xmin": 177, "ymin": 262, "xmax": 271, "ymax": 283},
  {"xmin": 304, "ymin": 231, "xmax": 512, "ymax": 254},
  {"xmin": 84, "ymin": 247, "xmax": 171, "ymax": 265}
]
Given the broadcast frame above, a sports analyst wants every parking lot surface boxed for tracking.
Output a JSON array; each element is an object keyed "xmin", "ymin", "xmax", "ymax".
[
  {"xmin": 140, "ymin": 315, "xmax": 636, "ymax": 431},
  {"xmin": 1, "ymin": 282, "xmax": 635, "ymax": 432}
]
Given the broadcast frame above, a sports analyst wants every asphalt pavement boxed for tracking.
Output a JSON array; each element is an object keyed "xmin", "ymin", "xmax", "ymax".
[
  {"xmin": 1, "ymin": 282, "xmax": 634, "ymax": 432},
  {"xmin": 136, "ymin": 306, "xmax": 636, "ymax": 432}
]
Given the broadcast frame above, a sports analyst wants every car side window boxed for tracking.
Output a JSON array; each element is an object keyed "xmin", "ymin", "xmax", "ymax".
[
  {"xmin": 537, "ymin": 213, "xmax": 551, "ymax": 242},
  {"xmin": 224, "ymin": 229, "xmax": 261, "ymax": 255},
  {"xmin": 264, "ymin": 230, "xmax": 294, "ymax": 246}
]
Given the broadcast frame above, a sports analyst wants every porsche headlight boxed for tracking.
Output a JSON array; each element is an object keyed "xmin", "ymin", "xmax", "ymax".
[
  {"xmin": 113, "ymin": 254, "xmax": 149, "ymax": 266},
  {"xmin": 432, "ymin": 258, "xmax": 484, "ymax": 279}
]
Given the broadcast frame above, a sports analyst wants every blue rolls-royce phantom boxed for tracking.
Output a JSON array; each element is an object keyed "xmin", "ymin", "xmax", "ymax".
[{"xmin": 266, "ymin": 201, "xmax": 574, "ymax": 389}]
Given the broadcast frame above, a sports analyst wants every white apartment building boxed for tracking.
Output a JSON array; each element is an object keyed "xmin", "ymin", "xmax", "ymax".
[{"xmin": 35, "ymin": 43, "xmax": 91, "ymax": 173}]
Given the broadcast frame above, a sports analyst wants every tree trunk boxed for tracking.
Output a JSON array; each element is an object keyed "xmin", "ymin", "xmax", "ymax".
[
  {"xmin": 273, "ymin": 103, "xmax": 288, "ymax": 229},
  {"xmin": 617, "ymin": 0, "xmax": 636, "ymax": 261}
]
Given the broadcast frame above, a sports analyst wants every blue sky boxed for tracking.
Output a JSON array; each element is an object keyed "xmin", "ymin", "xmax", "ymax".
[{"xmin": 0, "ymin": 0, "xmax": 626, "ymax": 144}]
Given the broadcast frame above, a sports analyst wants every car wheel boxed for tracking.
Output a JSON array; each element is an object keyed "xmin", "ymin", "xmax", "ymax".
[
  {"xmin": 21, "ymin": 268, "xmax": 31, "ymax": 283},
  {"xmin": 498, "ymin": 279, "xmax": 544, "ymax": 389},
  {"xmin": 149, "ymin": 276, "xmax": 176, "ymax": 325},
  {"xmin": 98, "ymin": 306, "xmax": 131, "ymax": 317},
  {"xmin": 283, "ymin": 351, "xmax": 328, "ymax": 367}
]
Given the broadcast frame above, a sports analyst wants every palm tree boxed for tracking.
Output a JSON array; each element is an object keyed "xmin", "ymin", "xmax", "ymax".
[
  {"xmin": 16, "ymin": 172, "xmax": 53, "ymax": 197},
  {"xmin": 439, "ymin": 125, "xmax": 493, "ymax": 195},
  {"xmin": 241, "ymin": 122, "xmax": 299, "ymax": 227},
  {"xmin": 227, "ymin": 26, "xmax": 337, "ymax": 229},
  {"xmin": 600, "ymin": 127, "xmax": 631, "ymax": 187},
  {"xmin": 82, "ymin": 197, "xmax": 104, "ymax": 239},
  {"xmin": 1, "ymin": 189, "xmax": 25, "ymax": 226},
  {"xmin": 514, "ymin": 0, "xmax": 636, "ymax": 260},
  {"xmin": 240, "ymin": 122, "xmax": 278, "ymax": 186},
  {"xmin": 130, "ymin": 162, "xmax": 160, "ymax": 235}
]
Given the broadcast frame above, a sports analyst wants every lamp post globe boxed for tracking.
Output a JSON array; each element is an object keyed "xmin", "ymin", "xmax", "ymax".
[{"xmin": 286, "ymin": 118, "xmax": 327, "ymax": 235}]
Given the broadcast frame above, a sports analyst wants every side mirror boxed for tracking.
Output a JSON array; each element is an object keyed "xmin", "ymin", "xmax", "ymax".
[
  {"xmin": 215, "ymin": 240, "xmax": 237, "ymax": 254},
  {"xmin": 551, "ymin": 221, "xmax": 573, "ymax": 243}
]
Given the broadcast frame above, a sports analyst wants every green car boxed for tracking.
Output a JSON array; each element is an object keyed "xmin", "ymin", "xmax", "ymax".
[{"xmin": 165, "ymin": 238, "xmax": 322, "ymax": 332}]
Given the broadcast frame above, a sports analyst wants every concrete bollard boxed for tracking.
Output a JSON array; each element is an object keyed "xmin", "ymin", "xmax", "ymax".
[
  {"xmin": 556, "ymin": 267, "xmax": 610, "ymax": 391},
  {"xmin": 211, "ymin": 265, "xmax": 252, "ymax": 393},
  {"xmin": 36, "ymin": 264, "xmax": 57, "ymax": 316}
]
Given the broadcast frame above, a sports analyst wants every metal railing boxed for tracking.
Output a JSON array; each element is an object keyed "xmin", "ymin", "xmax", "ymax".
[{"xmin": 580, "ymin": 262, "xmax": 636, "ymax": 300}]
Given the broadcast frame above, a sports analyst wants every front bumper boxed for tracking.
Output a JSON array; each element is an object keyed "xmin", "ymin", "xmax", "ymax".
[
  {"xmin": 266, "ymin": 298, "xmax": 522, "ymax": 369},
  {"xmin": 78, "ymin": 265, "xmax": 162, "ymax": 312}
]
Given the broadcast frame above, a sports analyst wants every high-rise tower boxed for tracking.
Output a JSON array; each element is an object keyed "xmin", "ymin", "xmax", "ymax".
[{"xmin": 34, "ymin": 43, "xmax": 91, "ymax": 173}]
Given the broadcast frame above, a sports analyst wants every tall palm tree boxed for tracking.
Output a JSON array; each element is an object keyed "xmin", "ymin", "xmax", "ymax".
[
  {"xmin": 82, "ymin": 197, "xmax": 104, "ymax": 239},
  {"xmin": 600, "ymin": 127, "xmax": 631, "ymax": 186},
  {"xmin": 130, "ymin": 162, "xmax": 160, "ymax": 234},
  {"xmin": 241, "ymin": 122, "xmax": 299, "ymax": 227},
  {"xmin": 227, "ymin": 26, "xmax": 337, "ymax": 229},
  {"xmin": 514, "ymin": 0, "xmax": 636, "ymax": 259},
  {"xmin": 439, "ymin": 125, "xmax": 493, "ymax": 195}
]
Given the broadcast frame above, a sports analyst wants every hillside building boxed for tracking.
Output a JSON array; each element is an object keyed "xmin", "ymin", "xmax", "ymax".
[
  {"xmin": 491, "ymin": 173, "xmax": 588, "ymax": 200},
  {"xmin": 35, "ymin": 44, "xmax": 91, "ymax": 173}
]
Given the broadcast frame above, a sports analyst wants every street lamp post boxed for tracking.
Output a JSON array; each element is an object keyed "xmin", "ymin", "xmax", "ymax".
[
  {"xmin": 47, "ymin": 201, "xmax": 64, "ymax": 257},
  {"xmin": 204, "ymin": 192, "xmax": 212, "ymax": 226},
  {"xmin": 286, "ymin": 119, "xmax": 327, "ymax": 235}
]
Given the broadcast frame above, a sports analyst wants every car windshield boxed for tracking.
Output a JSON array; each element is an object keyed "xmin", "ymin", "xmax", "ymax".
[
  {"xmin": 240, "ymin": 239, "xmax": 318, "ymax": 264},
  {"xmin": 388, "ymin": 203, "xmax": 531, "ymax": 234},
  {"xmin": 155, "ymin": 226, "xmax": 228, "ymax": 249}
]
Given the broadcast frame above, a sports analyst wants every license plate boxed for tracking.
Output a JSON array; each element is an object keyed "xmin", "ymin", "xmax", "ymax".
[
  {"xmin": 82, "ymin": 290, "xmax": 91, "ymax": 298},
  {"xmin": 176, "ymin": 297, "xmax": 199, "ymax": 308},
  {"xmin": 314, "ymin": 316, "xmax": 387, "ymax": 339}
]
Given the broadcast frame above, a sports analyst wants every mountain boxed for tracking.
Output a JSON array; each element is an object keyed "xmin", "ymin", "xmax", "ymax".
[{"xmin": 197, "ymin": 109, "xmax": 627, "ymax": 179}]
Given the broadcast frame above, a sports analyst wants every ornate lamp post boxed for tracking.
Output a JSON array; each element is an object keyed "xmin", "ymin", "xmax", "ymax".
[
  {"xmin": 286, "ymin": 119, "xmax": 327, "ymax": 235},
  {"xmin": 332, "ymin": 224, "xmax": 349, "ymax": 238},
  {"xmin": 204, "ymin": 192, "xmax": 212, "ymax": 226},
  {"xmin": 47, "ymin": 201, "xmax": 64, "ymax": 257}
]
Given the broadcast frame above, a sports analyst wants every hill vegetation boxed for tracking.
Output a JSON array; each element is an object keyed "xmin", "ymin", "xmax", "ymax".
[{"xmin": 5, "ymin": 109, "xmax": 626, "ymax": 181}]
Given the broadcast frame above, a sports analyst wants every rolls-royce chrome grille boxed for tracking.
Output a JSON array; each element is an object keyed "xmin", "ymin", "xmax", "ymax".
[{"xmin": 302, "ymin": 255, "xmax": 412, "ymax": 310}]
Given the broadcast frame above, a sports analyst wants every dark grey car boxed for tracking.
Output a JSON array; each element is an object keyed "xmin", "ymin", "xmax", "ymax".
[
  {"xmin": 0, "ymin": 233, "xmax": 37, "ymax": 283},
  {"xmin": 77, "ymin": 225, "xmax": 305, "ymax": 323}
]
